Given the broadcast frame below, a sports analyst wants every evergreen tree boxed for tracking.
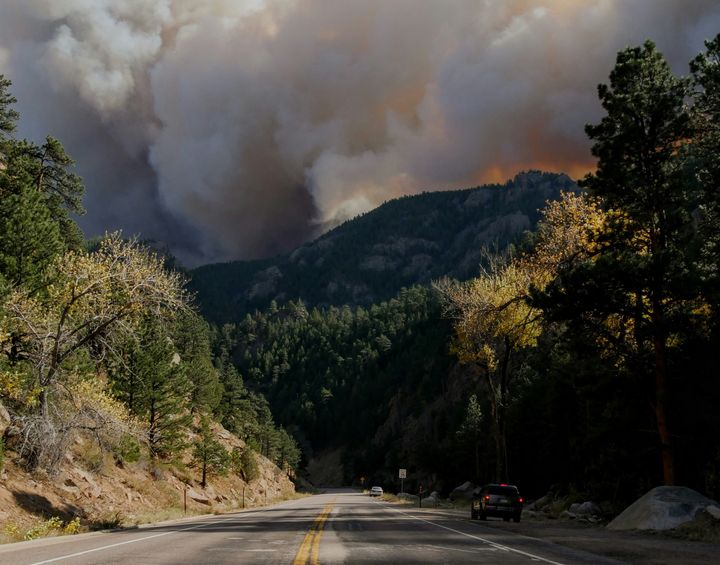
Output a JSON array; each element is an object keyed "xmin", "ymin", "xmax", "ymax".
[
  {"xmin": 0, "ymin": 183, "xmax": 63, "ymax": 292},
  {"xmin": 174, "ymin": 311, "xmax": 223, "ymax": 414},
  {"xmin": 691, "ymin": 33, "xmax": 720, "ymax": 301},
  {"xmin": 456, "ymin": 394, "xmax": 483, "ymax": 482},
  {"xmin": 217, "ymin": 363, "xmax": 259, "ymax": 441},
  {"xmin": 0, "ymin": 75, "xmax": 19, "ymax": 149},
  {"xmin": 545, "ymin": 41, "xmax": 697, "ymax": 485},
  {"xmin": 275, "ymin": 427, "xmax": 301, "ymax": 472},
  {"xmin": 108, "ymin": 316, "xmax": 192, "ymax": 458},
  {"xmin": 3, "ymin": 138, "xmax": 85, "ymax": 250},
  {"xmin": 192, "ymin": 416, "xmax": 230, "ymax": 488}
]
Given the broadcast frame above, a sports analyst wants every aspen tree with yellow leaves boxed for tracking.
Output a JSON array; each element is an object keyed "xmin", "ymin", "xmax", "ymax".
[{"xmin": 440, "ymin": 192, "xmax": 605, "ymax": 482}]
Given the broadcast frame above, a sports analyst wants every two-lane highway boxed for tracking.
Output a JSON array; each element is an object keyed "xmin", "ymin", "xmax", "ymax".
[{"xmin": 0, "ymin": 490, "xmax": 621, "ymax": 564}]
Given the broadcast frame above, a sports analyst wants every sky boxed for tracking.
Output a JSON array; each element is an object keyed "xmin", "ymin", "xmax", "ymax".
[{"xmin": 1, "ymin": 0, "xmax": 719, "ymax": 266}]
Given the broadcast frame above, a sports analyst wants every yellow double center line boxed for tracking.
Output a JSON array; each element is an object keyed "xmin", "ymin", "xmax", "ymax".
[{"xmin": 293, "ymin": 500, "xmax": 335, "ymax": 565}]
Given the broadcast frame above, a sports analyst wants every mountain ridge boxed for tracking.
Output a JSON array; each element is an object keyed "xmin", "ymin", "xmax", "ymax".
[{"xmin": 189, "ymin": 171, "xmax": 578, "ymax": 322}]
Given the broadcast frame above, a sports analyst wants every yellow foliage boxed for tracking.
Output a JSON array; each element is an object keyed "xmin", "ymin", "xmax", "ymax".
[
  {"xmin": 443, "ymin": 260, "xmax": 543, "ymax": 372},
  {"xmin": 0, "ymin": 368, "xmax": 39, "ymax": 404},
  {"xmin": 0, "ymin": 234, "xmax": 185, "ymax": 471},
  {"xmin": 63, "ymin": 517, "xmax": 81, "ymax": 535},
  {"xmin": 441, "ymin": 193, "xmax": 609, "ymax": 380},
  {"xmin": 520, "ymin": 192, "xmax": 606, "ymax": 290},
  {"xmin": 18, "ymin": 516, "xmax": 82, "ymax": 541}
]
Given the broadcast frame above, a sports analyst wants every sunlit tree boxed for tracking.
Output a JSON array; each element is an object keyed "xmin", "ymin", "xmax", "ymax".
[{"xmin": 0, "ymin": 234, "xmax": 188, "ymax": 471}]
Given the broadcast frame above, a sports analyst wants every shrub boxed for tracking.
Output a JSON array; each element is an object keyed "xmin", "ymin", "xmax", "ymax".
[
  {"xmin": 0, "ymin": 514, "xmax": 82, "ymax": 542},
  {"xmin": 78, "ymin": 441, "xmax": 106, "ymax": 473},
  {"xmin": 114, "ymin": 435, "xmax": 141, "ymax": 464},
  {"xmin": 89, "ymin": 511, "xmax": 123, "ymax": 530},
  {"xmin": 237, "ymin": 448, "xmax": 259, "ymax": 482}
]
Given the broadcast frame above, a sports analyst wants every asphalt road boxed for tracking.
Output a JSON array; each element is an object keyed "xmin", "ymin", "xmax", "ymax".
[{"xmin": 0, "ymin": 489, "xmax": 623, "ymax": 564}]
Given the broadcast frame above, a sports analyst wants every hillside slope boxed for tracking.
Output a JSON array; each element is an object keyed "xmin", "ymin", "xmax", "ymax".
[
  {"xmin": 0, "ymin": 413, "xmax": 294, "ymax": 542},
  {"xmin": 190, "ymin": 171, "xmax": 577, "ymax": 322}
]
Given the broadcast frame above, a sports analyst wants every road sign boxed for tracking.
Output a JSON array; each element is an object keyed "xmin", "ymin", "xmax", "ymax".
[{"xmin": 399, "ymin": 468, "xmax": 406, "ymax": 479}]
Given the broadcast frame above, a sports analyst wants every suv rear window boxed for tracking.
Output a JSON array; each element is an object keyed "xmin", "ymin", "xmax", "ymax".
[{"xmin": 487, "ymin": 486, "xmax": 518, "ymax": 496}]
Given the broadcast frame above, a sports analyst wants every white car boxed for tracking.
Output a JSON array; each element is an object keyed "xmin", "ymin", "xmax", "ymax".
[{"xmin": 369, "ymin": 486, "xmax": 383, "ymax": 497}]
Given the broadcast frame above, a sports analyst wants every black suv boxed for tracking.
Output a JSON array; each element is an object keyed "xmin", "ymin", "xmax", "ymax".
[{"xmin": 471, "ymin": 484, "xmax": 523, "ymax": 522}]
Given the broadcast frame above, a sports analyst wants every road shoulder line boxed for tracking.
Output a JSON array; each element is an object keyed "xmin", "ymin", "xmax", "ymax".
[{"xmin": 377, "ymin": 501, "xmax": 567, "ymax": 565}]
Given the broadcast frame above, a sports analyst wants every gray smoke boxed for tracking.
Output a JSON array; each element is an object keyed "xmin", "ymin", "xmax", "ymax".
[{"xmin": 1, "ymin": 0, "xmax": 718, "ymax": 264}]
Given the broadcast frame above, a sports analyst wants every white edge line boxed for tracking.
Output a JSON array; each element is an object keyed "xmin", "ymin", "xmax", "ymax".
[
  {"xmin": 27, "ymin": 495, "xmax": 316, "ymax": 564},
  {"xmin": 377, "ymin": 502, "xmax": 566, "ymax": 565},
  {"xmin": 29, "ymin": 520, "xmax": 218, "ymax": 565}
]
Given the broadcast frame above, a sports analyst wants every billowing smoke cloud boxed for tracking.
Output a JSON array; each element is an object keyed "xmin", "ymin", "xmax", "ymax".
[{"xmin": 0, "ymin": 0, "xmax": 718, "ymax": 264}]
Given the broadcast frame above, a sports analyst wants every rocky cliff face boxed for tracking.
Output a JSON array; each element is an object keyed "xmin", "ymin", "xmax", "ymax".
[{"xmin": 190, "ymin": 171, "xmax": 578, "ymax": 323}]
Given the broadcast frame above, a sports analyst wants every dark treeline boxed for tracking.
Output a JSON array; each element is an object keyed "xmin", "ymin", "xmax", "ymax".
[{"xmin": 215, "ymin": 287, "xmax": 455, "ymax": 483}]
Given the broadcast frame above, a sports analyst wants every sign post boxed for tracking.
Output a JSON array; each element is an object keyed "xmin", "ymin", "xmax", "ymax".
[{"xmin": 399, "ymin": 468, "xmax": 406, "ymax": 494}]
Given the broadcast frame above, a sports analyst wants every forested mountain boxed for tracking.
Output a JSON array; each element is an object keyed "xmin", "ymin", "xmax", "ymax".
[
  {"xmin": 190, "ymin": 171, "xmax": 577, "ymax": 323},
  {"xmin": 214, "ymin": 287, "xmax": 456, "ymax": 484}
]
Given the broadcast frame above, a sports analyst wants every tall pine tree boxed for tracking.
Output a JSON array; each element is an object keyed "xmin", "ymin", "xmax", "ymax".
[
  {"xmin": 544, "ymin": 42, "xmax": 698, "ymax": 485},
  {"xmin": 0, "ymin": 184, "xmax": 63, "ymax": 292}
]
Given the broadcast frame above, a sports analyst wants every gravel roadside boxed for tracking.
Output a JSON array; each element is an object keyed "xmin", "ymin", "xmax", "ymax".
[{"xmin": 401, "ymin": 504, "xmax": 720, "ymax": 564}]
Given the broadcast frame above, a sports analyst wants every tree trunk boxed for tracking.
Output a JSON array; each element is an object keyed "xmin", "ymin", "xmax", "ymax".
[
  {"xmin": 498, "ymin": 337, "xmax": 512, "ymax": 482},
  {"xmin": 485, "ymin": 385, "xmax": 503, "ymax": 483},
  {"xmin": 652, "ymin": 301, "xmax": 674, "ymax": 485},
  {"xmin": 474, "ymin": 440, "xmax": 480, "ymax": 482},
  {"xmin": 148, "ymin": 398, "xmax": 157, "ymax": 456}
]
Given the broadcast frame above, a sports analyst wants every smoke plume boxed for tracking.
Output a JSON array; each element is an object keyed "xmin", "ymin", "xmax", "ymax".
[{"xmin": 0, "ymin": 0, "xmax": 718, "ymax": 264}]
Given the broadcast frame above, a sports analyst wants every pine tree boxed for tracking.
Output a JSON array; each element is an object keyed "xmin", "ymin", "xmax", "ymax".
[
  {"xmin": 174, "ymin": 311, "xmax": 222, "ymax": 414},
  {"xmin": 0, "ymin": 75, "xmax": 18, "ymax": 147},
  {"xmin": 275, "ymin": 427, "xmax": 300, "ymax": 472},
  {"xmin": 3, "ymin": 138, "xmax": 85, "ymax": 250},
  {"xmin": 0, "ymin": 183, "xmax": 63, "ymax": 292},
  {"xmin": 109, "ymin": 317, "xmax": 192, "ymax": 458},
  {"xmin": 456, "ymin": 394, "xmax": 483, "ymax": 482},
  {"xmin": 691, "ymin": 33, "xmax": 720, "ymax": 300},
  {"xmin": 548, "ymin": 41, "xmax": 698, "ymax": 485},
  {"xmin": 192, "ymin": 416, "xmax": 229, "ymax": 488}
]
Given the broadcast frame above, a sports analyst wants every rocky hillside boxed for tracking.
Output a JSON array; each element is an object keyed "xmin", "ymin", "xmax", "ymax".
[
  {"xmin": 0, "ymin": 411, "xmax": 295, "ymax": 542},
  {"xmin": 189, "ymin": 171, "xmax": 578, "ymax": 323}
]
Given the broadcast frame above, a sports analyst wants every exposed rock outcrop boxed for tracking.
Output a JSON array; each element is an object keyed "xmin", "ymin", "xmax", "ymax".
[
  {"xmin": 449, "ymin": 481, "xmax": 476, "ymax": 501},
  {"xmin": 608, "ymin": 486, "xmax": 719, "ymax": 531}
]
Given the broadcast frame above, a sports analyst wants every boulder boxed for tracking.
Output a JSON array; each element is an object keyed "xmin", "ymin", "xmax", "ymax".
[
  {"xmin": 526, "ymin": 494, "xmax": 551, "ymax": 511},
  {"xmin": 0, "ymin": 400, "xmax": 10, "ymax": 429},
  {"xmin": 608, "ymin": 486, "xmax": 719, "ymax": 531},
  {"xmin": 449, "ymin": 481, "xmax": 477, "ymax": 501},
  {"xmin": 187, "ymin": 489, "xmax": 211, "ymax": 505},
  {"xmin": 706, "ymin": 505, "xmax": 720, "ymax": 520},
  {"xmin": 150, "ymin": 467, "xmax": 165, "ymax": 481},
  {"xmin": 569, "ymin": 501, "xmax": 601, "ymax": 516}
]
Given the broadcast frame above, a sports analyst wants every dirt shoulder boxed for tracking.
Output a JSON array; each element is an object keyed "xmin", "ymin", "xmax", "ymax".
[{"xmin": 405, "ymin": 505, "xmax": 720, "ymax": 565}]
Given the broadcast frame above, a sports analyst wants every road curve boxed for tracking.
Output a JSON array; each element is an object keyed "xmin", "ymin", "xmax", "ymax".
[{"xmin": 0, "ymin": 489, "xmax": 621, "ymax": 564}]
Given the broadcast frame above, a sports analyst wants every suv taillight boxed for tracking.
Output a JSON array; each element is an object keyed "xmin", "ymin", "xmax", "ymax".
[
  {"xmin": 484, "ymin": 495, "xmax": 490, "ymax": 501},
  {"xmin": 518, "ymin": 497, "xmax": 524, "ymax": 503}
]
